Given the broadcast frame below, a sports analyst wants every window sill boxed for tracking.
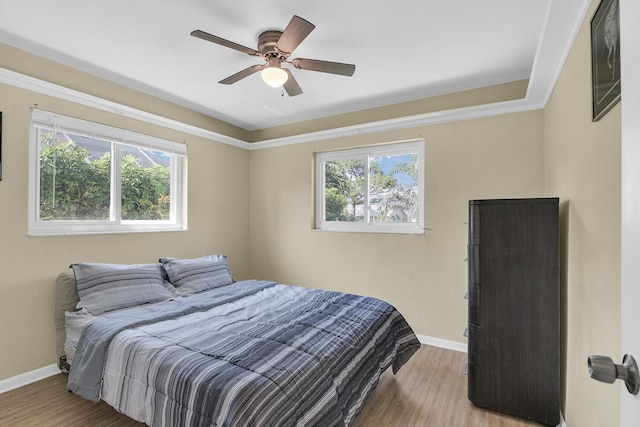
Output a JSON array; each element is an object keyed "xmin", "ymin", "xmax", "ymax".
[
  {"xmin": 27, "ymin": 223, "xmax": 186, "ymax": 237},
  {"xmin": 313, "ymin": 224, "xmax": 425, "ymax": 235}
]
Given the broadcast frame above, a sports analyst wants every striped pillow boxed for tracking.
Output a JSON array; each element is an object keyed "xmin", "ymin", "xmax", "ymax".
[
  {"xmin": 161, "ymin": 254, "xmax": 233, "ymax": 295},
  {"xmin": 71, "ymin": 263, "xmax": 173, "ymax": 315}
]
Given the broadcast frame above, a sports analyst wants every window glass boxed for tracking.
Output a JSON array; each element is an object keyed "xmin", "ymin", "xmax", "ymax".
[
  {"xmin": 39, "ymin": 129, "xmax": 111, "ymax": 221},
  {"xmin": 324, "ymin": 158, "xmax": 366, "ymax": 222},
  {"xmin": 369, "ymin": 153, "xmax": 418, "ymax": 223},
  {"xmin": 316, "ymin": 140, "xmax": 424, "ymax": 234},
  {"xmin": 121, "ymin": 146, "xmax": 171, "ymax": 221}
]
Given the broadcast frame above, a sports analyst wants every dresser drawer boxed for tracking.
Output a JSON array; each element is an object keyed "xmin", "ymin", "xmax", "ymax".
[
  {"xmin": 467, "ymin": 323, "xmax": 480, "ymax": 365},
  {"xmin": 468, "ymin": 244, "xmax": 480, "ymax": 285},
  {"xmin": 467, "ymin": 362, "xmax": 483, "ymax": 404},
  {"xmin": 468, "ymin": 284, "xmax": 480, "ymax": 324},
  {"xmin": 469, "ymin": 205, "xmax": 480, "ymax": 244}
]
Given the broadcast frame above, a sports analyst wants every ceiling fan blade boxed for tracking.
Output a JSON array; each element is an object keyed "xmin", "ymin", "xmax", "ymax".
[
  {"xmin": 292, "ymin": 58, "xmax": 356, "ymax": 76},
  {"xmin": 219, "ymin": 64, "xmax": 263, "ymax": 85},
  {"xmin": 283, "ymin": 69, "xmax": 303, "ymax": 97},
  {"xmin": 191, "ymin": 30, "xmax": 260, "ymax": 56},
  {"xmin": 275, "ymin": 15, "xmax": 315, "ymax": 55}
]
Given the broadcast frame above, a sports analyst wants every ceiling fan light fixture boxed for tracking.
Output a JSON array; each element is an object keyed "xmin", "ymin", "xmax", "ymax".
[{"xmin": 261, "ymin": 66, "xmax": 288, "ymax": 87}]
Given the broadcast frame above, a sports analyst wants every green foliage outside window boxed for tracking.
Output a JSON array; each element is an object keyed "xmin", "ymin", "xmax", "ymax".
[
  {"xmin": 39, "ymin": 131, "xmax": 170, "ymax": 221},
  {"xmin": 121, "ymin": 154, "xmax": 171, "ymax": 220},
  {"xmin": 324, "ymin": 154, "xmax": 418, "ymax": 223},
  {"xmin": 324, "ymin": 159, "xmax": 365, "ymax": 222}
]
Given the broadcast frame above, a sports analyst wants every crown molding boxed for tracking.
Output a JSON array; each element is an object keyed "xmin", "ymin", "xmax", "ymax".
[
  {"xmin": 0, "ymin": 67, "xmax": 540, "ymax": 151},
  {"xmin": 248, "ymin": 98, "xmax": 543, "ymax": 150},
  {"xmin": 526, "ymin": 0, "xmax": 591, "ymax": 106},
  {"xmin": 0, "ymin": 0, "xmax": 589, "ymax": 151},
  {"xmin": 0, "ymin": 68, "xmax": 250, "ymax": 150}
]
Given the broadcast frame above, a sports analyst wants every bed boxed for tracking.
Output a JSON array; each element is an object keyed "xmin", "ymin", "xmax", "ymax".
[{"xmin": 54, "ymin": 255, "xmax": 420, "ymax": 427}]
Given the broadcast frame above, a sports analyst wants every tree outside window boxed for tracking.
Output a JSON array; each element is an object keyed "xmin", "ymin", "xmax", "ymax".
[
  {"xmin": 39, "ymin": 130, "xmax": 171, "ymax": 222},
  {"xmin": 316, "ymin": 140, "xmax": 424, "ymax": 234}
]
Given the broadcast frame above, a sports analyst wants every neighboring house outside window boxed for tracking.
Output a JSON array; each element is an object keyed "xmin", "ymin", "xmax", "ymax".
[
  {"xmin": 28, "ymin": 109, "xmax": 185, "ymax": 235},
  {"xmin": 315, "ymin": 139, "xmax": 424, "ymax": 234}
]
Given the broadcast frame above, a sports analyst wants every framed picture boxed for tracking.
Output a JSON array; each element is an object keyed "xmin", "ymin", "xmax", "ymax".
[{"xmin": 591, "ymin": 0, "xmax": 621, "ymax": 121}]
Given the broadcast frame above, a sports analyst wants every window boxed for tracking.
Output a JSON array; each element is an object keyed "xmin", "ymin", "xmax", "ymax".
[
  {"xmin": 28, "ymin": 109, "xmax": 185, "ymax": 235},
  {"xmin": 315, "ymin": 140, "xmax": 424, "ymax": 233}
]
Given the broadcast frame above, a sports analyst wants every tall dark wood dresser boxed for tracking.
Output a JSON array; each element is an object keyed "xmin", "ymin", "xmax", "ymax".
[{"xmin": 467, "ymin": 198, "xmax": 559, "ymax": 426}]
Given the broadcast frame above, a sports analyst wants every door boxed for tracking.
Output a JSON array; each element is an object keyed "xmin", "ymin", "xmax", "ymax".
[{"xmin": 620, "ymin": 0, "xmax": 640, "ymax": 424}]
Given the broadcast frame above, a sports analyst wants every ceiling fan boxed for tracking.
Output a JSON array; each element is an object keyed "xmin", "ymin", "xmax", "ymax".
[{"xmin": 190, "ymin": 15, "xmax": 356, "ymax": 97}]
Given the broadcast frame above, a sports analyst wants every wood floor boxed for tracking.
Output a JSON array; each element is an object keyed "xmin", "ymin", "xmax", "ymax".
[{"xmin": 0, "ymin": 345, "xmax": 539, "ymax": 426}]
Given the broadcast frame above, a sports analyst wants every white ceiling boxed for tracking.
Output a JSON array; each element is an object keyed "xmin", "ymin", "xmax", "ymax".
[{"xmin": 0, "ymin": 1, "xmax": 586, "ymax": 132}]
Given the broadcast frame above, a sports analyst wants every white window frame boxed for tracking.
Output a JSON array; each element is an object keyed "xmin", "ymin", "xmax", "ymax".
[
  {"xmin": 28, "ymin": 109, "xmax": 186, "ymax": 236},
  {"xmin": 315, "ymin": 139, "xmax": 425, "ymax": 234}
]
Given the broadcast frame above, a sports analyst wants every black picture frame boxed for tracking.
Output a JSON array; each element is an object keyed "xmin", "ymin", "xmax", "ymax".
[{"xmin": 591, "ymin": 0, "xmax": 621, "ymax": 121}]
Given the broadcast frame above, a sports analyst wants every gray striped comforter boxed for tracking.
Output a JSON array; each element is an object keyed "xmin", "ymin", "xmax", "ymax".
[{"xmin": 68, "ymin": 280, "xmax": 420, "ymax": 426}]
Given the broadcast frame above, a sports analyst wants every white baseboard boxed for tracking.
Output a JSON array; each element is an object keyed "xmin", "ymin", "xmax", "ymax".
[
  {"xmin": 559, "ymin": 412, "xmax": 567, "ymax": 427},
  {"xmin": 416, "ymin": 334, "xmax": 468, "ymax": 353},
  {"xmin": 0, "ymin": 364, "xmax": 60, "ymax": 395}
]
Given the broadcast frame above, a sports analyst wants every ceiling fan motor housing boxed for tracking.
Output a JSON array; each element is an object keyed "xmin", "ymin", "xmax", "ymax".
[{"xmin": 258, "ymin": 31, "xmax": 286, "ymax": 58}]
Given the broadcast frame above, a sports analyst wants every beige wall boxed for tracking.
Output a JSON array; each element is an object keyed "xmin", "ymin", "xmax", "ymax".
[
  {"xmin": 544, "ymin": 0, "xmax": 622, "ymax": 425},
  {"xmin": 249, "ymin": 110, "xmax": 545, "ymax": 341},
  {"xmin": 0, "ymin": 80, "xmax": 250, "ymax": 381}
]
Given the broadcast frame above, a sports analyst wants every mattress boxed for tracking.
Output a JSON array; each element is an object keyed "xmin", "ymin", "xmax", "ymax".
[{"xmin": 64, "ymin": 310, "xmax": 94, "ymax": 366}]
